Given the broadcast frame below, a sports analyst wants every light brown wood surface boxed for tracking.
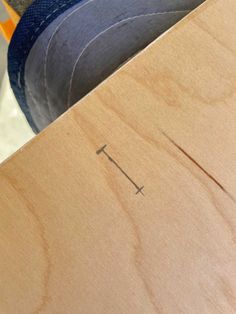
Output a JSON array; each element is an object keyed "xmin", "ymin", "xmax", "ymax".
[{"xmin": 1, "ymin": 0, "xmax": 236, "ymax": 312}]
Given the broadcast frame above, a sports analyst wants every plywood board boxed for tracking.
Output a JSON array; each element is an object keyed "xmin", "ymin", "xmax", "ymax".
[{"xmin": 1, "ymin": 0, "xmax": 236, "ymax": 312}]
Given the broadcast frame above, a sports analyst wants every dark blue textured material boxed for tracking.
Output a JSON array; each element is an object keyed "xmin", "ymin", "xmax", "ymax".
[
  {"xmin": 8, "ymin": 0, "xmax": 83, "ymax": 132},
  {"xmin": 9, "ymin": 0, "xmax": 205, "ymax": 133}
]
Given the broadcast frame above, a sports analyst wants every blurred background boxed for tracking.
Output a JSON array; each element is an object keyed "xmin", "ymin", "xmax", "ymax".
[{"xmin": 0, "ymin": 1, "xmax": 34, "ymax": 164}]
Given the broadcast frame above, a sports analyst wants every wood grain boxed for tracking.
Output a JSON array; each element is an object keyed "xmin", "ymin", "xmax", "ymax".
[{"xmin": 1, "ymin": 0, "xmax": 236, "ymax": 312}]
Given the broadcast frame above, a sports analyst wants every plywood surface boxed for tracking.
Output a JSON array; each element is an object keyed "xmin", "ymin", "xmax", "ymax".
[{"xmin": 1, "ymin": 0, "xmax": 236, "ymax": 312}]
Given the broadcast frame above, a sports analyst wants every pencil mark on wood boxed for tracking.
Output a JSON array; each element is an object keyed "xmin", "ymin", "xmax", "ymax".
[
  {"xmin": 102, "ymin": 171, "xmax": 160, "ymax": 313},
  {"xmin": 160, "ymin": 130, "xmax": 236, "ymax": 204},
  {"xmin": 97, "ymin": 145, "xmax": 144, "ymax": 195}
]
